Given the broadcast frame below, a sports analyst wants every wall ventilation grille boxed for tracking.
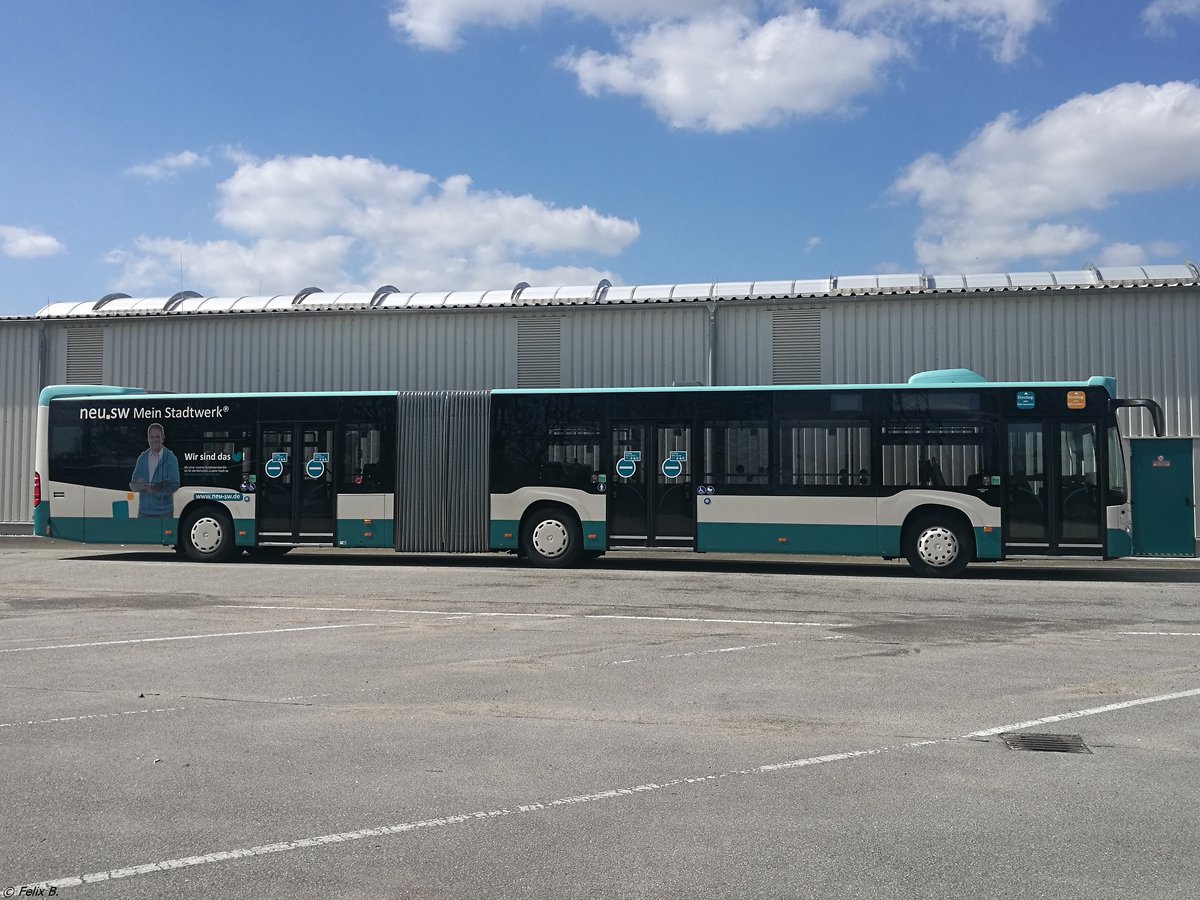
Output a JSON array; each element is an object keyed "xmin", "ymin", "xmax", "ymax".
[
  {"xmin": 65, "ymin": 328, "xmax": 105, "ymax": 384},
  {"xmin": 517, "ymin": 317, "xmax": 562, "ymax": 388},
  {"xmin": 771, "ymin": 310, "xmax": 821, "ymax": 384}
]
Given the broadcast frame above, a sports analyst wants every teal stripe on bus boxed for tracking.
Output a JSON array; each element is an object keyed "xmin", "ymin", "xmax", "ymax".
[
  {"xmin": 1106, "ymin": 528, "xmax": 1133, "ymax": 558},
  {"xmin": 698, "ymin": 522, "xmax": 881, "ymax": 556},
  {"xmin": 698, "ymin": 522, "xmax": 1002, "ymax": 561},
  {"xmin": 335, "ymin": 519, "xmax": 395, "ymax": 548},
  {"xmin": 51, "ymin": 516, "xmax": 173, "ymax": 545},
  {"xmin": 974, "ymin": 527, "xmax": 1002, "ymax": 560},
  {"xmin": 47, "ymin": 516, "xmax": 255, "ymax": 547},
  {"xmin": 32, "ymin": 503, "xmax": 50, "ymax": 537}
]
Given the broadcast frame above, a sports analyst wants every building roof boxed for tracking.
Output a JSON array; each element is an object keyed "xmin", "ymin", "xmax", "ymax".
[{"xmin": 25, "ymin": 262, "xmax": 1200, "ymax": 320}]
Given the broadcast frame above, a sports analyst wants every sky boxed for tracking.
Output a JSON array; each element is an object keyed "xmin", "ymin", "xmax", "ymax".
[{"xmin": 1, "ymin": 0, "xmax": 1199, "ymax": 316}]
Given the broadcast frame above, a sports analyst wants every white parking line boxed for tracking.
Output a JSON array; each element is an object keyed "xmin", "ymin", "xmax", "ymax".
[
  {"xmin": 964, "ymin": 686, "xmax": 1200, "ymax": 737},
  {"xmin": 14, "ymin": 684, "xmax": 1200, "ymax": 893},
  {"xmin": 593, "ymin": 641, "xmax": 793, "ymax": 668},
  {"xmin": 216, "ymin": 604, "xmax": 851, "ymax": 629},
  {"xmin": 0, "ymin": 707, "xmax": 186, "ymax": 730},
  {"xmin": 1118, "ymin": 631, "xmax": 1200, "ymax": 637},
  {"xmin": 0, "ymin": 623, "xmax": 381, "ymax": 654}
]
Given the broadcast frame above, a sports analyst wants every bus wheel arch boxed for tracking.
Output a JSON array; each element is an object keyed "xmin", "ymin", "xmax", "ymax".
[
  {"xmin": 902, "ymin": 506, "xmax": 974, "ymax": 577},
  {"xmin": 520, "ymin": 502, "xmax": 584, "ymax": 568},
  {"xmin": 178, "ymin": 502, "xmax": 238, "ymax": 563}
]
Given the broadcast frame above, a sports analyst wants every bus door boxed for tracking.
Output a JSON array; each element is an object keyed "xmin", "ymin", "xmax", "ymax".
[
  {"xmin": 609, "ymin": 421, "xmax": 694, "ymax": 548},
  {"xmin": 258, "ymin": 422, "xmax": 336, "ymax": 545},
  {"xmin": 1004, "ymin": 419, "xmax": 1104, "ymax": 556}
]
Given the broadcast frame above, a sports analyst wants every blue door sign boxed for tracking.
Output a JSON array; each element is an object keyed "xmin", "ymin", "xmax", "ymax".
[
  {"xmin": 661, "ymin": 457, "xmax": 683, "ymax": 479},
  {"xmin": 616, "ymin": 457, "xmax": 637, "ymax": 479},
  {"xmin": 264, "ymin": 459, "xmax": 284, "ymax": 479},
  {"xmin": 306, "ymin": 458, "xmax": 326, "ymax": 479}
]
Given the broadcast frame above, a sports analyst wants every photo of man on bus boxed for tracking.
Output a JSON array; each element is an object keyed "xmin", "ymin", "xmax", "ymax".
[{"xmin": 130, "ymin": 422, "xmax": 180, "ymax": 518}]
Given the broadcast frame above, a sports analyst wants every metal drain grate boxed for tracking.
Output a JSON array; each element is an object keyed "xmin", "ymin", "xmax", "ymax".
[{"xmin": 1001, "ymin": 732, "xmax": 1091, "ymax": 754}]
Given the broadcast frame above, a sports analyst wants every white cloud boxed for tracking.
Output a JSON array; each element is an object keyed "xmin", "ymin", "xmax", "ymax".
[
  {"xmin": 107, "ymin": 236, "xmax": 354, "ymax": 297},
  {"xmin": 390, "ymin": 2, "xmax": 1056, "ymax": 134},
  {"xmin": 561, "ymin": 9, "xmax": 904, "ymax": 132},
  {"xmin": 892, "ymin": 81, "xmax": 1200, "ymax": 271},
  {"xmin": 804, "ymin": 236, "xmax": 823, "ymax": 253},
  {"xmin": 1143, "ymin": 0, "xmax": 1200, "ymax": 33},
  {"xmin": 1095, "ymin": 243, "xmax": 1147, "ymax": 267},
  {"xmin": 125, "ymin": 150, "xmax": 210, "ymax": 180},
  {"xmin": 109, "ymin": 155, "xmax": 639, "ymax": 295},
  {"xmin": 837, "ymin": 0, "xmax": 1056, "ymax": 62},
  {"xmin": 1096, "ymin": 240, "xmax": 1183, "ymax": 266},
  {"xmin": 389, "ymin": 0, "xmax": 726, "ymax": 49},
  {"xmin": 0, "ymin": 225, "xmax": 65, "ymax": 258}
]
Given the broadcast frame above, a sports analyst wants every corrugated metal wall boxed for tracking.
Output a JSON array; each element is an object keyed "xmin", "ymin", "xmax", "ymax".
[
  {"xmin": 2, "ymin": 284, "xmax": 1197, "ymax": 530},
  {"xmin": 562, "ymin": 305, "xmax": 709, "ymax": 387},
  {"xmin": 98, "ymin": 311, "xmax": 511, "ymax": 393},
  {"xmin": 0, "ymin": 322, "xmax": 41, "ymax": 526}
]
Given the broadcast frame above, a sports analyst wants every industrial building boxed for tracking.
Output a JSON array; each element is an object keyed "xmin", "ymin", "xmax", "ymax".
[{"xmin": 3, "ymin": 263, "xmax": 1198, "ymax": 553}]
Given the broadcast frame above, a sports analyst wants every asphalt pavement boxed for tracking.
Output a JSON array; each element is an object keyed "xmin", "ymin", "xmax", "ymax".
[{"xmin": 2, "ymin": 543, "xmax": 1199, "ymax": 898}]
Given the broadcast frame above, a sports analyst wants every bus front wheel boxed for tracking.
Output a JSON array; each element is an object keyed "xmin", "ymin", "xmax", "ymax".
[
  {"xmin": 521, "ymin": 507, "xmax": 583, "ymax": 568},
  {"xmin": 904, "ymin": 514, "xmax": 972, "ymax": 578},
  {"xmin": 181, "ymin": 507, "xmax": 237, "ymax": 563}
]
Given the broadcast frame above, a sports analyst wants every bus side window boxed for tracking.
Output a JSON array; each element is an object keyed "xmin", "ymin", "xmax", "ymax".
[
  {"xmin": 703, "ymin": 420, "xmax": 769, "ymax": 489},
  {"xmin": 343, "ymin": 425, "xmax": 393, "ymax": 493},
  {"xmin": 883, "ymin": 422, "xmax": 991, "ymax": 489},
  {"xmin": 778, "ymin": 420, "xmax": 871, "ymax": 489}
]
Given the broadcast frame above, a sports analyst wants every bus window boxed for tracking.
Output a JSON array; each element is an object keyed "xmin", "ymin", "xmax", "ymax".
[
  {"xmin": 1059, "ymin": 422, "xmax": 1101, "ymax": 542},
  {"xmin": 546, "ymin": 425, "xmax": 600, "ymax": 487},
  {"xmin": 703, "ymin": 420, "xmax": 769, "ymax": 487},
  {"xmin": 342, "ymin": 425, "xmax": 393, "ymax": 492},
  {"xmin": 778, "ymin": 420, "xmax": 871, "ymax": 488},
  {"xmin": 882, "ymin": 422, "xmax": 991, "ymax": 488}
]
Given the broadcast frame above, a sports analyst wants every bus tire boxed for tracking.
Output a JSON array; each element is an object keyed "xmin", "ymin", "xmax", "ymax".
[
  {"xmin": 181, "ymin": 506, "xmax": 237, "ymax": 563},
  {"xmin": 904, "ymin": 513, "xmax": 972, "ymax": 578},
  {"xmin": 521, "ymin": 506, "xmax": 583, "ymax": 568}
]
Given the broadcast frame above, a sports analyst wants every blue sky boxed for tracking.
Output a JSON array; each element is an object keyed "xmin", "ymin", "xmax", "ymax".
[{"xmin": 2, "ymin": 0, "xmax": 1199, "ymax": 315}]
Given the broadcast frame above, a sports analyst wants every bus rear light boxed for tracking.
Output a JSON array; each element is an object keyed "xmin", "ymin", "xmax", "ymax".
[{"xmin": 33, "ymin": 472, "xmax": 41, "ymax": 507}]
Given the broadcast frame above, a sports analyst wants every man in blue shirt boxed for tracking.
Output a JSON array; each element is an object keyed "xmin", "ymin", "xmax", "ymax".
[{"xmin": 130, "ymin": 422, "xmax": 180, "ymax": 518}]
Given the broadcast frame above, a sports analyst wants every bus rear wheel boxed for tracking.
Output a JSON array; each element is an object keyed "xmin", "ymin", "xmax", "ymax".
[
  {"xmin": 181, "ymin": 507, "xmax": 237, "ymax": 563},
  {"xmin": 904, "ymin": 514, "xmax": 972, "ymax": 578},
  {"xmin": 521, "ymin": 507, "xmax": 583, "ymax": 568}
]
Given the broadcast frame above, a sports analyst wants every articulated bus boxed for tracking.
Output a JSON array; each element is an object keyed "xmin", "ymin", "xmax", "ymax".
[{"xmin": 32, "ymin": 370, "xmax": 1163, "ymax": 576}]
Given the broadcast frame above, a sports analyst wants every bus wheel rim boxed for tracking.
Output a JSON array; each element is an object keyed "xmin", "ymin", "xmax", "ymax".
[
  {"xmin": 190, "ymin": 517, "xmax": 224, "ymax": 554},
  {"xmin": 531, "ymin": 519, "xmax": 568, "ymax": 558},
  {"xmin": 916, "ymin": 526, "xmax": 958, "ymax": 567}
]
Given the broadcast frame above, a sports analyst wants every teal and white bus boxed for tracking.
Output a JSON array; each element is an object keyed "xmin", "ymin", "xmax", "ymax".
[{"xmin": 32, "ymin": 370, "xmax": 1162, "ymax": 576}]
